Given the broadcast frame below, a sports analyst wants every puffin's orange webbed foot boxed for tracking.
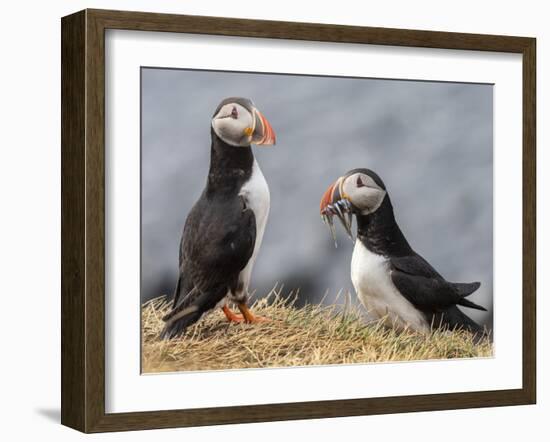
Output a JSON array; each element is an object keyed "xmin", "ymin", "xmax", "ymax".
[
  {"xmin": 238, "ymin": 303, "xmax": 270, "ymax": 323},
  {"xmin": 222, "ymin": 305, "xmax": 244, "ymax": 323}
]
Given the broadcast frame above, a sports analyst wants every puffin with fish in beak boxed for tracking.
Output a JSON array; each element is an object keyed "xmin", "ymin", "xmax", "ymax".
[
  {"xmin": 319, "ymin": 168, "xmax": 487, "ymax": 335},
  {"xmin": 161, "ymin": 97, "xmax": 276, "ymax": 339}
]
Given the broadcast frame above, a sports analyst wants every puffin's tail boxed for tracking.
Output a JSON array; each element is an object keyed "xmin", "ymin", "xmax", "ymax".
[
  {"xmin": 160, "ymin": 284, "xmax": 199, "ymax": 339},
  {"xmin": 160, "ymin": 308, "xmax": 203, "ymax": 340},
  {"xmin": 432, "ymin": 305, "xmax": 489, "ymax": 342},
  {"xmin": 438, "ymin": 282, "xmax": 490, "ymax": 341},
  {"xmin": 160, "ymin": 287, "xmax": 224, "ymax": 340},
  {"xmin": 453, "ymin": 281, "xmax": 487, "ymax": 311}
]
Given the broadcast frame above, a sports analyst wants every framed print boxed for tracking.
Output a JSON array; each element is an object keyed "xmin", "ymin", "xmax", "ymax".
[{"xmin": 61, "ymin": 9, "xmax": 536, "ymax": 433}]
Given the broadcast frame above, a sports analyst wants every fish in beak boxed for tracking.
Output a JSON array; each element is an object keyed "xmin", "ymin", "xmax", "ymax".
[
  {"xmin": 319, "ymin": 177, "xmax": 354, "ymax": 247},
  {"xmin": 250, "ymin": 108, "xmax": 276, "ymax": 146}
]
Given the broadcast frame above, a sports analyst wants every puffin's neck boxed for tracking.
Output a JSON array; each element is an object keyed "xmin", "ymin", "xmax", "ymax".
[
  {"xmin": 355, "ymin": 196, "xmax": 413, "ymax": 257},
  {"xmin": 206, "ymin": 128, "xmax": 254, "ymax": 196}
]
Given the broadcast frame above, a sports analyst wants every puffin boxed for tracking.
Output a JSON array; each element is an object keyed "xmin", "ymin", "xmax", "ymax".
[
  {"xmin": 319, "ymin": 168, "xmax": 487, "ymax": 335},
  {"xmin": 161, "ymin": 97, "xmax": 276, "ymax": 339}
]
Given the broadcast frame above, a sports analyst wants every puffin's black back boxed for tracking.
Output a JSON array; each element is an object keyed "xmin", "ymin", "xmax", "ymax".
[
  {"xmin": 161, "ymin": 130, "xmax": 257, "ymax": 339},
  {"xmin": 205, "ymin": 127, "xmax": 254, "ymax": 196},
  {"xmin": 356, "ymin": 196, "xmax": 413, "ymax": 257}
]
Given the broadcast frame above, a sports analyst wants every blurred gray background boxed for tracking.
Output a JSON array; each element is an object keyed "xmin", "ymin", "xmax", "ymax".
[{"xmin": 141, "ymin": 68, "xmax": 493, "ymax": 328}]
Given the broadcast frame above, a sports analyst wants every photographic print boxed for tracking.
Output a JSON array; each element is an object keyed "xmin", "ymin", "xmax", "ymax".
[
  {"xmin": 61, "ymin": 10, "xmax": 535, "ymax": 431},
  {"xmin": 140, "ymin": 67, "xmax": 494, "ymax": 374}
]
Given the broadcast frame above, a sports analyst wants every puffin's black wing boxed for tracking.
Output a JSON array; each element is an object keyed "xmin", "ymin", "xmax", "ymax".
[
  {"xmin": 390, "ymin": 254, "xmax": 441, "ymax": 279},
  {"xmin": 390, "ymin": 254, "xmax": 485, "ymax": 313},
  {"xmin": 161, "ymin": 195, "xmax": 256, "ymax": 339}
]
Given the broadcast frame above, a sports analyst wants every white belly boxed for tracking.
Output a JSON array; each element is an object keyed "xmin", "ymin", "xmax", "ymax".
[
  {"xmin": 237, "ymin": 159, "xmax": 270, "ymax": 292},
  {"xmin": 351, "ymin": 241, "xmax": 429, "ymax": 333}
]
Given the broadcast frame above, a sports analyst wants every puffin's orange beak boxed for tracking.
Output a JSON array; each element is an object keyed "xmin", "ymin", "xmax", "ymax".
[
  {"xmin": 320, "ymin": 177, "xmax": 343, "ymax": 215},
  {"xmin": 319, "ymin": 176, "xmax": 354, "ymax": 245},
  {"xmin": 251, "ymin": 109, "xmax": 276, "ymax": 146},
  {"xmin": 320, "ymin": 182, "xmax": 336, "ymax": 215}
]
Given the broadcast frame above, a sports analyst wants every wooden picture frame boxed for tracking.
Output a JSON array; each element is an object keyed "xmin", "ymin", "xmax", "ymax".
[{"xmin": 61, "ymin": 8, "xmax": 536, "ymax": 433}]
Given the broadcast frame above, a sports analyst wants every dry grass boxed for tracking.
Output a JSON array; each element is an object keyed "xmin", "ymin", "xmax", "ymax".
[{"xmin": 142, "ymin": 287, "xmax": 492, "ymax": 373}]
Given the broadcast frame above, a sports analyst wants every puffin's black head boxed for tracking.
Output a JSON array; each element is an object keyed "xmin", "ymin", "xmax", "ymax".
[
  {"xmin": 319, "ymin": 169, "xmax": 388, "ymax": 242},
  {"xmin": 211, "ymin": 97, "xmax": 276, "ymax": 147}
]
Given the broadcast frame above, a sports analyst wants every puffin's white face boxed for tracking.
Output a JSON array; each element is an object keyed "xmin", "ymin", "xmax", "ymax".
[
  {"xmin": 340, "ymin": 172, "xmax": 387, "ymax": 215},
  {"xmin": 211, "ymin": 101, "xmax": 276, "ymax": 147},
  {"xmin": 319, "ymin": 169, "xmax": 387, "ymax": 242}
]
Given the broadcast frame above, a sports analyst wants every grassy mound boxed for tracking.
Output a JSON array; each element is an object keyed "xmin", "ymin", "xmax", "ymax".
[{"xmin": 141, "ymin": 288, "xmax": 492, "ymax": 373}]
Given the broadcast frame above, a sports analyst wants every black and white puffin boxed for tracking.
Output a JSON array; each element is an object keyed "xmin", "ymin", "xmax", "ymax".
[
  {"xmin": 319, "ymin": 168, "xmax": 487, "ymax": 335},
  {"xmin": 161, "ymin": 97, "xmax": 276, "ymax": 339}
]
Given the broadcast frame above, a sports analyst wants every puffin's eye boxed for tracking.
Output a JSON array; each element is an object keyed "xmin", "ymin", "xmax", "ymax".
[
  {"xmin": 357, "ymin": 176, "xmax": 365, "ymax": 187},
  {"xmin": 231, "ymin": 107, "xmax": 238, "ymax": 118}
]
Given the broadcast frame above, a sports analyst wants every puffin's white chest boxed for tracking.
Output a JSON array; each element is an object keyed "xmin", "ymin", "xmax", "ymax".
[
  {"xmin": 237, "ymin": 159, "xmax": 270, "ymax": 290},
  {"xmin": 351, "ymin": 241, "xmax": 429, "ymax": 333},
  {"xmin": 239, "ymin": 159, "xmax": 270, "ymax": 230}
]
